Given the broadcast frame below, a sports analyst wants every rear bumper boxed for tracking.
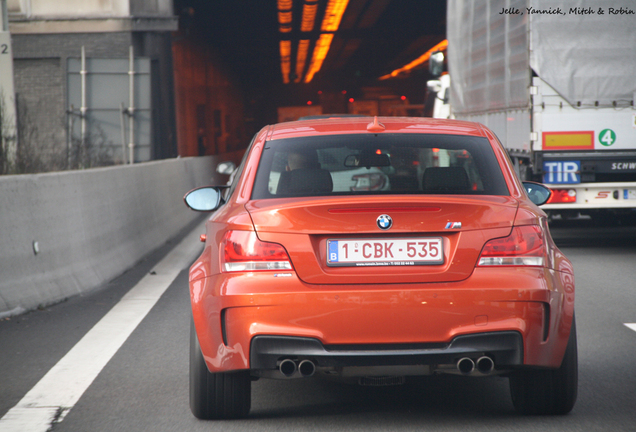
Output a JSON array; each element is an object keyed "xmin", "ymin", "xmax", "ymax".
[
  {"xmin": 190, "ymin": 267, "xmax": 574, "ymax": 374},
  {"xmin": 250, "ymin": 331, "xmax": 523, "ymax": 370}
]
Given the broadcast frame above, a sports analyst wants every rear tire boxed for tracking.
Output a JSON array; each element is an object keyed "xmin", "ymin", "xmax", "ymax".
[
  {"xmin": 190, "ymin": 320, "xmax": 251, "ymax": 419},
  {"xmin": 509, "ymin": 315, "xmax": 578, "ymax": 415}
]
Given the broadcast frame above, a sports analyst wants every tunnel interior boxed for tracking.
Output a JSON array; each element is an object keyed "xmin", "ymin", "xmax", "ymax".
[{"xmin": 171, "ymin": 0, "xmax": 446, "ymax": 156}]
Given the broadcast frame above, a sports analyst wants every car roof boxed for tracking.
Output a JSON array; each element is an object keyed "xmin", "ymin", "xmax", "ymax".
[
  {"xmin": 297, "ymin": 114, "xmax": 370, "ymax": 120},
  {"xmin": 266, "ymin": 116, "xmax": 488, "ymax": 141}
]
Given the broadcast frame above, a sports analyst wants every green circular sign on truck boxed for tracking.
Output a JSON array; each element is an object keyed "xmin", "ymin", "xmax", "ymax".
[{"xmin": 599, "ymin": 129, "xmax": 616, "ymax": 147}]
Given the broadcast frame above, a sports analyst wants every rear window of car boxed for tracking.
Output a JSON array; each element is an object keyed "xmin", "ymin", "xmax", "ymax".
[{"xmin": 251, "ymin": 133, "xmax": 509, "ymax": 199}]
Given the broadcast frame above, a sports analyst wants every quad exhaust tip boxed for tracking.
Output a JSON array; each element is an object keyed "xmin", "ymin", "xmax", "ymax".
[
  {"xmin": 476, "ymin": 356, "xmax": 495, "ymax": 374},
  {"xmin": 278, "ymin": 359, "xmax": 316, "ymax": 377},
  {"xmin": 280, "ymin": 356, "xmax": 494, "ymax": 378},
  {"xmin": 456, "ymin": 356, "xmax": 495, "ymax": 375},
  {"xmin": 278, "ymin": 359, "xmax": 297, "ymax": 377},
  {"xmin": 298, "ymin": 360, "xmax": 316, "ymax": 377},
  {"xmin": 457, "ymin": 357, "xmax": 475, "ymax": 374}
]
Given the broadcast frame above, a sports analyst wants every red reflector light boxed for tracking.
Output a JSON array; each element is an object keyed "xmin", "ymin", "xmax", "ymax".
[
  {"xmin": 546, "ymin": 189, "xmax": 576, "ymax": 204},
  {"xmin": 478, "ymin": 225, "xmax": 545, "ymax": 266},
  {"xmin": 222, "ymin": 231, "xmax": 292, "ymax": 272}
]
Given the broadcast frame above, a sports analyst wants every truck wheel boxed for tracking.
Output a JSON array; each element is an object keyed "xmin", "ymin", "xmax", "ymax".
[
  {"xmin": 190, "ymin": 320, "xmax": 251, "ymax": 419},
  {"xmin": 509, "ymin": 315, "xmax": 578, "ymax": 415}
]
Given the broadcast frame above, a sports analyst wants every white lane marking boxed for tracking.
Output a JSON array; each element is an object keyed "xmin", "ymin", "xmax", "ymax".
[
  {"xmin": 0, "ymin": 220, "xmax": 205, "ymax": 432},
  {"xmin": 625, "ymin": 323, "xmax": 636, "ymax": 332}
]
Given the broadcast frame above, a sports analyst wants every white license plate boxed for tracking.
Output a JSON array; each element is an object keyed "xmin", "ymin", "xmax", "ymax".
[{"xmin": 327, "ymin": 238, "xmax": 444, "ymax": 267}]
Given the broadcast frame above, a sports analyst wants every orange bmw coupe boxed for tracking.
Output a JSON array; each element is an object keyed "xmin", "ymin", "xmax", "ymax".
[{"xmin": 184, "ymin": 116, "xmax": 576, "ymax": 419}]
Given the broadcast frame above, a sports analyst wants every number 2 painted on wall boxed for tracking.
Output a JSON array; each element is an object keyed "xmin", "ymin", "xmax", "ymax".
[{"xmin": 1, "ymin": 44, "xmax": 8, "ymax": 54}]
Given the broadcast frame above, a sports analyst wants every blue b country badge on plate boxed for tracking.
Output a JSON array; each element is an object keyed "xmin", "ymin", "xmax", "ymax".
[{"xmin": 328, "ymin": 240, "xmax": 339, "ymax": 263}]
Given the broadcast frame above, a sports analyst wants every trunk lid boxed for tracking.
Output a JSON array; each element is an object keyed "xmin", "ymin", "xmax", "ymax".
[{"xmin": 246, "ymin": 196, "xmax": 518, "ymax": 284}]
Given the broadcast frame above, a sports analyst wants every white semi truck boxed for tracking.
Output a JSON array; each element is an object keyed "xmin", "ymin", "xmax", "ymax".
[{"xmin": 437, "ymin": 0, "xmax": 636, "ymax": 220}]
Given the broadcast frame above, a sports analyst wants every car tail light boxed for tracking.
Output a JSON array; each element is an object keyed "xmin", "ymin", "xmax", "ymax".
[
  {"xmin": 478, "ymin": 225, "xmax": 546, "ymax": 267},
  {"xmin": 351, "ymin": 173, "xmax": 386, "ymax": 191},
  {"xmin": 221, "ymin": 231, "xmax": 292, "ymax": 272},
  {"xmin": 546, "ymin": 188, "xmax": 576, "ymax": 204}
]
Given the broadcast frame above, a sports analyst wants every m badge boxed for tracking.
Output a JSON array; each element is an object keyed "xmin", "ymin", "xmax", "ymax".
[{"xmin": 445, "ymin": 222, "xmax": 462, "ymax": 229}]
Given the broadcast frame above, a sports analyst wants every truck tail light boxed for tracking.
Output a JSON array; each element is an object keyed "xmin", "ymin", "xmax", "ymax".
[
  {"xmin": 351, "ymin": 173, "xmax": 386, "ymax": 191},
  {"xmin": 546, "ymin": 188, "xmax": 576, "ymax": 204},
  {"xmin": 478, "ymin": 225, "xmax": 546, "ymax": 267},
  {"xmin": 222, "ymin": 231, "xmax": 292, "ymax": 272}
]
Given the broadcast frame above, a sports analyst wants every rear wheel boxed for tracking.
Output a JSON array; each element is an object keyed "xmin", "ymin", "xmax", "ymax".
[
  {"xmin": 190, "ymin": 320, "xmax": 251, "ymax": 419},
  {"xmin": 509, "ymin": 315, "xmax": 578, "ymax": 415}
]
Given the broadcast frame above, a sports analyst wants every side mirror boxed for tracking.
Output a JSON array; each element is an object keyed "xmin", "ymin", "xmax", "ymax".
[
  {"xmin": 184, "ymin": 187, "xmax": 223, "ymax": 211},
  {"xmin": 523, "ymin": 181, "xmax": 552, "ymax": 206},
  {"xmin": 429, "ymin": 51, "xmax": 445, "ymax": 78}
]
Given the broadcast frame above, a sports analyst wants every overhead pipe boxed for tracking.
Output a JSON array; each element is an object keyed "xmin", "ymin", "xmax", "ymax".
[
  {"xmin": 66, "ymin": 104, "xmax": 75, "ymax": 169},
  {"xmin": 80, "ymin": 46, "xmax": 87, "ymax": 168},
  {"xmin": 119, "ymin": 102, "xmax": 127, "ymax": 164},
  {"xmin": 128, "ymin": 45, "xmax": 135, "ymax": 164}
]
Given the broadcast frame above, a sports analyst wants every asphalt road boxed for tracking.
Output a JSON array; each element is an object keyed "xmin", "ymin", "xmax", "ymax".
[{"xmin": 1, "ymin": 218, "xmax": 635, "ymax": 431}]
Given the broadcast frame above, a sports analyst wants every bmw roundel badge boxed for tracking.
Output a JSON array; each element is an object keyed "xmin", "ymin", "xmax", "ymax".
[{"xmin": 376, "ymin": 214, "xmax": 393, "ymax": 230}]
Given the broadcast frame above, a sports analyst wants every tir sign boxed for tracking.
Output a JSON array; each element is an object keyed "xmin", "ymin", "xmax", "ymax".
[{"xmin": 543, "ymin": 161, "xmax": 581, "ymax": 184}]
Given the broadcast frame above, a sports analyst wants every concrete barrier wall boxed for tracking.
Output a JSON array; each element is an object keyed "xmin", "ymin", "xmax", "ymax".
[{"xmin": 0, "ymin": 156, "xmax": 220, "ymax": 318}]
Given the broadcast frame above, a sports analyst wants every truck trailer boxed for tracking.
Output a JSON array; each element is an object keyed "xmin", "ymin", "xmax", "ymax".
[{"xmin": 441, "ymin": 0, "xmax": 636, "ymax": 220}]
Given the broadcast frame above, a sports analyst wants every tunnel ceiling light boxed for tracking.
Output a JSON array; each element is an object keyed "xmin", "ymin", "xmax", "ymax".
[
  {"xmin": 321, "ymin": 0, "xmax": 350, "ymax": 31},
  {"xmin": 303, "ymin": 0, "xmax": 349, "ymax": 83},
  {"xmin": 304, "ymin": 33, "xmax": 334, "ymax": 83},
  {"xmin": 295, "ymin": 39, "xmax": 311, "ymax": 83},
  {"xmin": 280, "ymin": 40, "xmax": 292, "ymax": 84},
  {"xmin": 277, "ymin": 0, "xmax": 350, "ymax": 83},
  {"xmin": 378, "ymin": 39, "xmax": 448, "ymax": 80},
  {"xmin": 278, "ymin": 11, "xmax": 292, "ymax": 33},
  {"xmin": 277, "ymin": 0, "xmax": 293, "ymax": 83},
  {"xmin": 277, "ymin": 0, "xmax": 293, "ymax": 33},
  {"xmin": 300, "ymin": 0, "xmax": 319, "ymax": 32}
]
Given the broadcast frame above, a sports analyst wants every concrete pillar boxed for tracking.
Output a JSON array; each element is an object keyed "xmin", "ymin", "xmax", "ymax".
[{"xmin": 0, "ymin": 0, "xmax": 18, "ymax": 173}]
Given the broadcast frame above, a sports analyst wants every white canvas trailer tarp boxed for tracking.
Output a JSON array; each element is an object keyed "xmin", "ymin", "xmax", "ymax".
[{"xmin": 448, "ymin": 0, "xmax": 636, "ymax": 114}]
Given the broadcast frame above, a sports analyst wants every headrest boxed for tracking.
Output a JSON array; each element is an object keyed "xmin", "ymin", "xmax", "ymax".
[
  {"xmin": 422, "ymin": 167, "xmax": 470, "ymax": 192},
  {"xmin": 276, "ymin": 169, "xmax": 333, "ymax": 195}
]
